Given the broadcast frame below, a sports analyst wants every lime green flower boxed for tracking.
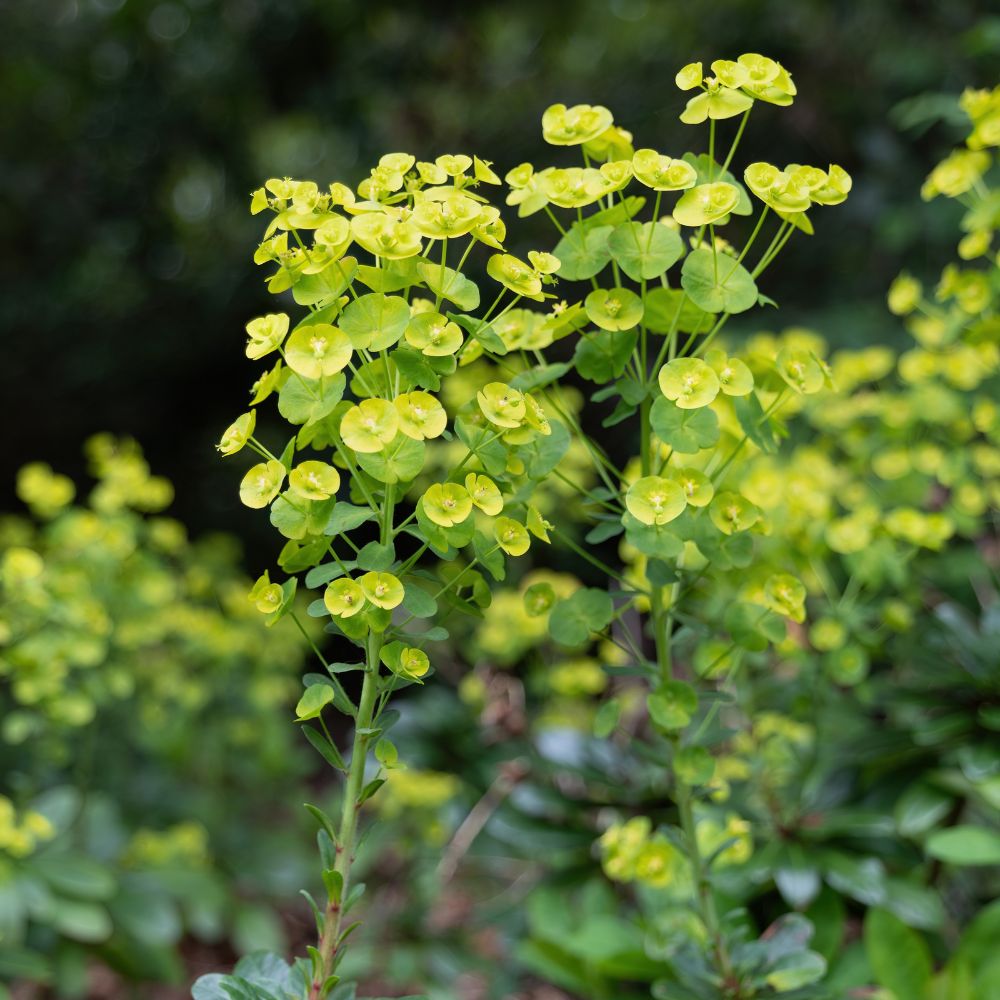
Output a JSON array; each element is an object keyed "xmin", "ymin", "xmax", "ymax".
[
  {"xmin": 340, "ymin": 399, "xmax": 399, "ymax": 453},
  {"xmin": 527, "ymin": 505, "xmax": 553, "ymax": 542},
  {"xmin": 888, "ymin": 273, "xmax": 922, "ymax": 316},
  {"xmin": 585, "ymin": 287, "xmax": 644, "ymax": 331},
  {"xmin": 704, "ymin": 349, "xmax": 754, "ymax": 396},
  {"xmin": 284, "ymin": 323, "xmax": 353, "ymax": 379},
  {"xmin": 542, "ymin": 103, "xmax": 614, "ymax": 145},
  {"xmin": 350, "ymin": 212, "xmax": 423, "ymax": 259},
  {"xmin": 658, "ymin": 358, "xmax": 721, "ymax": 408},
  {"xmin": 359, "ymin": 571, "xmax": 405, "ymax": 610},
  {"xmin": 405, "ymin": 312, "xmax": 464, "ymax": 356},
  {"xmin": 477, "ymin": 382, "xmax": 526, "ymax": 428},
  {"xmin": 744, "ymin": 162, "xmax": 811, "ymax": 214},
  {"xmin": 495, "ymin": 517, "xmax": 531, "ymax": 556},
  {"xmin": 248, "ymin": 572, "xmax": 283, "ymax": 615},
  {"xmin": 709, "ymin": 491, "xmax": 761, "ymax": 534},
  {"xmin": 417, "ymin": 160, "xmax": 448, "ymax": 185},
  {"xmin": 394, "ymin": 391, "xmax": 447, "ymax": 441},
  {"xmin": 436, "ymin": 153, "xmax": 472, "ymax": 177},
  {"xmin": 487, "ymin": 253, "xmax": 543, "ymax": 298},
  {"xmin": 465, "ymin": 473, "xmax": 503, "ymax": 515},
  {"xmin": 523, "ymin": 394, "xmax": 552, "ymax": 435},
  {"xmin": 289, "ymin": 461, "xmax": 341, "ymax": 500},
  {"xmin": 675, "ymin": 62, "xmax": 703, "ymax": 90},
  {"xmin": 474, "ymin": 156, "xmax": 501, "ymax": 184},
  {"xmin": 396, "ymin": 647, "xmax": 430, "ymax": 680},
  {"xmin": 422, "ymin": 483, "xmax": 473, "ymax": 527},
  {"xmin": 239, "ymin": 460, "xmax": 285, "ymax": 509},
  {"xmin": 825, "ymin": 645, "xmax": 869, "ymax": 686},
  {"xmin": 776, "ymin": 348, "xmax": 825, "ymax": 394},
  {"xmin": 680, "ymin": 82, "xmax": 753, "ymax": 125},
  {"xmin": 631, "ymin": 149, "xmax": 698, "ymax": 191},
  {"xmin": 921, "ymin": 149, "xmax": 989, "ymax": 200},
  {"xmin": 528, "ymin": 250, "xmax": 561, "ymax": 275},
  {"xmin": 324, "ymin": 578, "xmax": 366, "ymax": 618},
  {"xmin": 810, "ymin": 617, "xmax": 846, "ymax": 652},
  {"xmin": 673, "ymin": 182, "xmax": 739, "ymax": 226},
  {"xmin": 585, "ymin": 124, "xmax": 635, "ymax": 161},
  {"xmin": 472, "ymin": 206, "xmax": 507, "ymax": 249},
  {"xmin": 664, "ymin": 467, "xmax": 714, "ymax": 507},
  {"xmin": 217, "ymin": 411, "xmax": 256, "ymax": 457},
  {"xmin": 810, "ymin": 164, "xmax": 852, "ymax": 205},
  {"xmin": 763, "ymin": 574, "xmax": 807, "ymax": 622},
  {"xmin": 1, "ymin": 547, "xmax": 44, "ymax": 584},
  {"xmin": 245, "ymin": 313, "xmax": 290, "ymax": 360},
  {"xmin": 249, "ymin": 361, "xmax": 282, "ymax": 405},
  {"xmin": 626, "ymin": 475, "xmax": 686, "ymax": 525},
  {"xmin": 539, "ymin": 167, "xmax": 607, "ymax": 208},
  {"xmin": 738, "ymin": 53, "xmax": 796, "ymax": 105},
  {"xmin": 412, "ymin": 193, "xmax": 483, "ymax": 238},
  {"xmin": 598, "ymin": 160, "xmax": 633, "ymax": 193},
  {"xmin": 15, "ymin": 462, "xmax": 75, "ymax": 516}
]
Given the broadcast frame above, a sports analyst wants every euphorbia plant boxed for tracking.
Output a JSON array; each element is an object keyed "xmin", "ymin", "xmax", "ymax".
[
  {"xmin": 197, "ymin": 152, "xmax": 568, "ymax": 997},
  {"xmin": 496, "ymin": 56, "xmax": 853, "ymax": 997},
  {"xmin": 197, "ymin": 53, "xmax": 854, "ymax": 999}
]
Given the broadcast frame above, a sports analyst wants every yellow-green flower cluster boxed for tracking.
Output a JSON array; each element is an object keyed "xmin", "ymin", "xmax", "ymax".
[{"xmin": 0, "ymin": 796, "xmax": 54, "ymax": 858}]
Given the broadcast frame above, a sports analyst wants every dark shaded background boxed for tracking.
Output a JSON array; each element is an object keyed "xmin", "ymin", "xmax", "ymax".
[{"xmin": 4, "ymin": 0, "xmax": 999, "ymax": 561}]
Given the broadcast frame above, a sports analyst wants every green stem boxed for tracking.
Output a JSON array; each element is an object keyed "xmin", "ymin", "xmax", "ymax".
[{"xmin": 308, "ymin": 643, "xmax": 381, "ymax": 999}]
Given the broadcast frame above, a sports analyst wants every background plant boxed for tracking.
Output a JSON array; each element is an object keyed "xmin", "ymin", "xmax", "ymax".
[{"xmin": 0, "ymin": 438, "xmax": 314, "ymax": 998}]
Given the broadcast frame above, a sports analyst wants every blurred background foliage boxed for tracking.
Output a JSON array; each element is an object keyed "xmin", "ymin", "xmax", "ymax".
[{"xmin": 3, "ymin": 0, "xmax": 1000, "ymax": 558}]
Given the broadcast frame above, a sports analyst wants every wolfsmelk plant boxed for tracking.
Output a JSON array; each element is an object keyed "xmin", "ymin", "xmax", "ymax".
[
  {"xmin": 198, "ymin": 149, "xmax": 567, "ymax": 997},
  {"xmin": 491, "ymin": 57, "xmax": 854, "ymax": 998},
  {"xmin": 199, "ymin": 55, "xmax": 853, "ymax": 999}
]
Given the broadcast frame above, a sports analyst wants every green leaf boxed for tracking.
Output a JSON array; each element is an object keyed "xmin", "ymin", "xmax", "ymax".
[
  {"xmin": 523, "ymin": 418, "xmax": 570, "ymax": 479},
  {"xmin": 356, "ymin": 541, "xmax": 395, "ymax": 571},
  {"xmin": 623, "ymin": 512, "xmax": 683, "ymax": 561},
  {"xmin": 296, "ymin": 684, "xmax": 334, "ymax": 721},
  {"xmin": 925, "ymin": 825, "xmax": 1000, "ymax": 866},
  {"xmin": 644, "ymin": 286, "xmax": 713, "ymax": 335},
  {"xmin": 339, "ymin": 293, "xmax": 410, "ymax": 351},
  {"xmin": 37, "ymin": 855, "xmax": 116, "ymax": 901},
  {"xmin": 549, "ymin": 589, "xmax": 614, "ymax": 646},
  {"xmin": 455, "ymin": 417, "xmax": 507, "ymax": 478},
  {"xmin": 732, "ymin": 392, "xmax": 780, "ymax": 454},
  {"xmin": 391, "ymin": 346, "xmax": 442, "ymax": 391},
  {"xmin": 895, "ymin": 783, "xmax": 953, "ymax": 838},
  {"xmin": 864, "ymin": 908, "xmax": 933, "ymax": 999},
  {"xmin": 594, "ymin": 698, "xmax": 622, "ymax": 738},
  {"xmin": 680, "ymin": 248, "xmax": 758, "ymax": 314},
  {"xmin": 574, "ymin": 329, "xmax": 638, "ymax": 383},
  {"xmin": 302, "ymin": 726, "xmax": 347, "ymax": 771},
  {"xmin": 764, "ymin": 951, "xmax": 827, "ymax": 992},
  {"xmin": 292, "ymin": 257, "xmax": 358, "ymax": 306},
  {"xmin": 51, "ymin": 899, "xmax": 113, "ymax": 943},
  {"xmin": 647, "ymin": 681, "xmax": 698, "ymax": 731},
  {"xmin": 724, "ymin": 602, "xmax": 785, "ymax": 651},
  {"xmin": 418, "ymin": 261, "xmax": 480, "ymax": 310},
  {"xmin": 823, "ymin": 853, "xmax": 887, "ymax": 906},
  {"xmin": 608, "ymin": 221, "xmax": 684, "ymax": 281},
  {"xmin": 356, "ymin": 435, "xmax": 426, "ymax": 484},
  {"xmin": 511, "ymin": 363, "xmax": 571, "ymax": 393},
  {"xmin": 884, "ymin": 877, "xmax": 946, "ymax": 931},
  {"xmin": 325, "ymin": 502, "xmax": 375, "ymax": 536},
  {"xmin": 356, "ymin": 257, "xmax": 422, "ymax": 292},
  {"xmin": 270, "ymin": 494, "xmax": 335, "ymax": 540},
  {"xmin": 650, "ymin": 396, "xmax": 719, "ymax": 453},
  {"xmin": 401, "ymin": 585, "xmax": 438, "ymax": 619},
  {"xmin": 553, "ymin": 224, "xmax": 614, "ymax": 281},
  {"xmin": 277, "ymin": 372, "xmax": 345, "ymax": 426}
]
